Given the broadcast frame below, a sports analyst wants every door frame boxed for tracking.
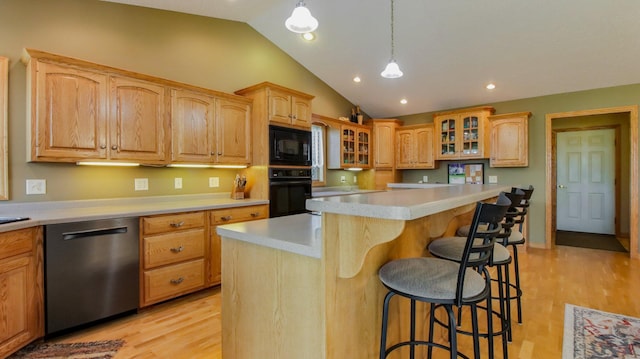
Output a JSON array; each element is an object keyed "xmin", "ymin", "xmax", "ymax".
[{"xmin": 545, "ymin": 105, "xmax": 638, "ymax": 257}]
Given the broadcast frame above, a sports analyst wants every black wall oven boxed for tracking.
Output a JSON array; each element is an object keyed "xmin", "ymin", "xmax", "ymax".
[
  {"xmin": 269, "ymin": 167, "xmax": 312, "ymax": 218},
  {"xmin": 269, "ymin": 125, "xmax": 312, "ymax": 166}
]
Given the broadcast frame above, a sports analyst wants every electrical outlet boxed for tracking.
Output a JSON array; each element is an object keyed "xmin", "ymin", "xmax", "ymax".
[
  {"xmin": 422, "ymin": 175, "xmax": 429, "ymax": 183},
  {"xmin": 134, "ymin": 178, "xmax": 149, "ymax": 191},
  {"xmin": 209, "ymin": 177, "xmax": 219, "ymax": 188},
  {"xmin": 26, "ymin": 179, "xmax": 46, "ymax": 195},
  {"xmin": 353, "ymin": 175, "xmax": 357, "ymax": 183},
  {"xmin": 489, "ymin": 175, "xmax": 498, "ymax": 184},
  {"xmin": 340, "ymin": 175, "xmax": 346, "ymax": 183},
  {"xmin": 174, "ymin": 177, "xmax": 183, "ymax": 189}
]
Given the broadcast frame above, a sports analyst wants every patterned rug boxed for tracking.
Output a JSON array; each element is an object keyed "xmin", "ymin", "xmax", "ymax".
[
  {"xmin": 9, "ymin": 339, "xmax": 125, "ymax": 359},
  {"xmin": 564, "ymin": 304, "xmax": 640, "ymax": 358}
]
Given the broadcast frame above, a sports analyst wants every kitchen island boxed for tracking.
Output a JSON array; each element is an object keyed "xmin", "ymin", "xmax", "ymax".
[{"xmin": 217, "ymin": 184, "xmax": 512, "ymax": 359}]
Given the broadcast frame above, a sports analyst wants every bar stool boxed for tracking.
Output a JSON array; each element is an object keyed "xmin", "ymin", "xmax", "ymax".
[
  {"xmin": 427, "ymin": 191, "xmax": 523, "ymax": 357},
  {"xmin": 378, "ymin": 194, "xmax": 510, "ymax": 359}
]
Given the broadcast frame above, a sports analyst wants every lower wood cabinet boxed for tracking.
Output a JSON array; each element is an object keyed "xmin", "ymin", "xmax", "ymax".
[
  {"xmin": 0, "ymin": 227, "xmax": 44, "ymax": 359},
  {"xmin": 208, "ymin": 204, "xmax": 268, "ymax": 286},
  {"xmin": 140, "ymin": 211, "xmax": 207, "ymax": 307}
]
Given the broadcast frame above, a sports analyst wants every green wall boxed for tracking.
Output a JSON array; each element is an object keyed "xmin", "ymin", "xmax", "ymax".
[{"xmin": 0, "ymin": 0, "xmax": 354, "ymax": 202}]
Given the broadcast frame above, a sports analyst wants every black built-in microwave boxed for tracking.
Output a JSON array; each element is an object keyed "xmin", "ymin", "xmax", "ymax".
[{"xmin": 269, "ymin": 125, "xmax": 312, "ymax": 166}]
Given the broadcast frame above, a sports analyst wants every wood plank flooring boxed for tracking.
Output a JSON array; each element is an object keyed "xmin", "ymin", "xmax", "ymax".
[{"xmin": 42, "ymin": 245, "xmax": 640, "ymax": 359}]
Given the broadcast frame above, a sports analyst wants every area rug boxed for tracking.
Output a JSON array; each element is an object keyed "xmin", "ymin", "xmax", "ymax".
[
  {"xmin": 563, "ymin": 304, "xmax": 640, "ymax": 358},
  {"xmin": 556, "ymin": 230, "xmax": 627, "ymax": 252},
  {"xmin": 9, "ymin": 339, "xmax": 125, "ymax": 359}
]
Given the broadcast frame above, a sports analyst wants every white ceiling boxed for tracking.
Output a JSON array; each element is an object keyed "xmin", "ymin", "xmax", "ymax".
[{"xmin": 103, "ymin": 0, "xmax": 640, "ymax": 118}]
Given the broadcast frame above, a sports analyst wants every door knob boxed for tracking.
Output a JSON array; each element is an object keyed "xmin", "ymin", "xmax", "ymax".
[{"xmin": 558, "ymin": 184, "xmax": 566, "ymax": 189}]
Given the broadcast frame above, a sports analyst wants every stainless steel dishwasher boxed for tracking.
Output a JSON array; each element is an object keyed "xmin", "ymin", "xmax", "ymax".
[{"xmin": 45, "ymin": 217, "xmax": 139, "ymax": 335}]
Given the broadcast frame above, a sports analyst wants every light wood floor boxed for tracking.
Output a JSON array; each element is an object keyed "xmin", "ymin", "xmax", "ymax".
[{"xmin": 44, "ymin": 245, "xmax": 640, "ymax": 359}]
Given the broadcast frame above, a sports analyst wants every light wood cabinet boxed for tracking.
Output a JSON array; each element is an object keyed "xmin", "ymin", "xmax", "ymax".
[
  {"xmin": 109, "ymin": 76, "xmax": 168, "ymax": 164},
  {"xmin": 235, "ymin": 82, "xmax": 314, "ymax": 130},
  {"xmin": 395, "ymin": 124, "xmax": 436, "ymax": 169},
  {"xmin": 0, "ymin": 227, "xmax": 44, "ymax": 359},
  {"xmin": 140, "ymin": 212, "xmax": 206, "ymax": 307},
  {"xmin": 327, "ymin": 124, "xmax": 371, "ymax": 169},
  {"xmin": 369, "ymin": 119, "xmax": 402, "ymax": 169},
  {"xmin": 28, "ymin": 60, "xmax": 108, "ymax": 162},
  {"xmin": 171, "ymin": 90, "xmax": 251, "ymax": 165},
  {"xmin": 208, "ymin": 205, "xmax": 268, "ymax": 286},
  {"xmin": 489, "ymin": 111, "xmax": 531, "ymax": 167},
  {"xmin": 434, "ymin": 106, "xmax": 495, "ymax": 160}
]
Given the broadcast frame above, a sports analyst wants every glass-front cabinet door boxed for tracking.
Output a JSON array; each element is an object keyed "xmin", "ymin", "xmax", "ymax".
[
  {"xmin": 357, "ymin": 129, "xmax": 370, "ymax": 167},
  {"xmin": 438, "ymin": 117, "xmax": 457, "ymax": 159},
  {"xmin": 461, "ymin": 115, "xmax": 480, "ymax": 156},
  {"xmin": 341, "ymin": 127, "xmax": 356, "ymax": 166}
]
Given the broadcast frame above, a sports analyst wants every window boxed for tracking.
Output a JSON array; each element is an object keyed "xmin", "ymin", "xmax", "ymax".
[{"xmin": 311, "ymin": 124, "xmax": 325, "ymax": 185}]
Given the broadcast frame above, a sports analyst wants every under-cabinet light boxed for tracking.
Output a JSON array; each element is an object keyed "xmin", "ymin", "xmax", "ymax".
[
  {"xmin": 166, "ymin": 164, "xmax": 214, "ymax": 168},
  {"xmin": 77, "ymin": 161, "xmax": 140, "ymax": 167},
  {"xmin": 211, "ymin": 164, "xmax": 248, "ymax": 169},
  {"xmin": 347, "ymin": 167, "xmax": 363, "ymax": 171}
]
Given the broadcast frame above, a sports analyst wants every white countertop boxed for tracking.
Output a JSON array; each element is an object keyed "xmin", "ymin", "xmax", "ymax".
[
  {"xmin": 306, "ymin": 184, "xmax": 512, "ymax": 220},
  {"xmin": 386, "ymin": 183, "xmax": 453, "ymax": 189},
  {"xmin": 217, "ymin": 213, "xmax": 322, "ymax": 258},
  {"xmin": 0, "ymin": 193, "xmax": 268, "ymax": 233}
]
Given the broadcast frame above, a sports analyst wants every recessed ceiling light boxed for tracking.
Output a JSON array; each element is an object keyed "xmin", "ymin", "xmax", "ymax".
[
  {"xmin": 353, "ymin": 76, "xmax": 361, "ymax": 83},
  {"xmin": 302, "ymin": 32, "xmax": 315, "ymax": 41},
  {"xmin": 400, "ymin": 98, "xmax": 408, "ymax": 104},
  {"xmin": 486, "ymin": 83, "xmax": 496, "ymax": 90}
]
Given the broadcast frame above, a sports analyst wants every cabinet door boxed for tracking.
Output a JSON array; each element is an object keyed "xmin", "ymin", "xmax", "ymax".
[
  {"xmin": 414, "ymin": 125, "xmax": 435, "ymax": 169},
  {"xmin": 171, "ymin": 89, "xmax": 215, "ymax": 163},
  {"xmin": 395, "ymin": 129, "xmax": 414, "ymax": 169},
  {"xmin": 341, "ymin": 126, "xmax": 356, "ymax": 167},
  {"xmin": 373, "ymin": 122, "xmax": 396, "ymax": 169},
  {"xmin": 291, "ymin": 96, "xmax": 312, "ymax": 128},
  {"xmin": 356, "ymin": 128, "xmax": 371, "ymax": 168},
  {"xmin": 490, "ymin": 113, "xmax": 529, "ymax": 167},
  {"xmin": 460, "ymin": 113, "xmax": 483, "ymax": 158},
  {"xmin": 109, "ymin": 76, "xmax": 168, "ymax": 163},
  {"xmin": 215, "ymin": 98, "xmax": 251, "ymax": 164},
  {"xmin": 435, "ymin": 116, "xmax": 458, "ymax": 160},
  {"xmin": 33, "ymin": 61, "xmax": 107, "ymax": 161},
  {"xmin": 268, "ymin": 88, "xmax": 293, "ymax": 126}
]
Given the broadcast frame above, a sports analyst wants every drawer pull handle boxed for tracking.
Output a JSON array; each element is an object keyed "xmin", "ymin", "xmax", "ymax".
[
  {"xmin": 250, "ymin": 212, "xmax": 260, "ymax": 217},
  {"xmin": 221, "ymin": 216, "xmax": 232, "ymax": 221},
  {"xmin": 170, "ymin": 221, "xmax": 185, "ymax": 228},
  {"xmin": 170, "ymin": 277, "xmax": 184, "ymax": 285},
  {"xmin": 170, "ymin": 246, "xmax": 184, "ymax": 253}
]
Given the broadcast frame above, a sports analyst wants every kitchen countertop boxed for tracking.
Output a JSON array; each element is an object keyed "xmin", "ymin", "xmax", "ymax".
[
  {"xmin": 386, "ymin": 182, "xmax": 453, "ymax": 189},
  {"xmin": 311, "ymin": 186, "xmax": 381, "ymax": 198},
  {"xmin": 0, "ymin": 193, "xmax": 268, "ymax": 233}
]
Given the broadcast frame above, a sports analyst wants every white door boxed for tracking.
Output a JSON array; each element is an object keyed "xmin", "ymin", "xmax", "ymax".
[{"xmin": 556, "ymin": 129, "xmax": 615, "ymax": 234}]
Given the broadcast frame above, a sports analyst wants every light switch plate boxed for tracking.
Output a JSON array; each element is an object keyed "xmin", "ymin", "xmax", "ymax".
[
  {"xmin": 134, "ymin": 178, "xmax": 149, "ymax": 191},
  {"xmin": 340, "ymin": 176, "xmax": 346, "ymax": 183},
  {"xmin": 26, "ymin": 179, "xmax": 46, "ymax": 195},
  {"xmin": 422, "ymin": 176, "xmax": 429, "ymax": 183},
  {"xmin": 174, "ymin": 177, "xmax": 183, "ymax": 189},
  {"xmin": 489, "ymin": 175, "xmax": 498, "ymax": 184},
  {"xmin": 209, "ymin": 177, "xmax": 219, "ymax": 188}
]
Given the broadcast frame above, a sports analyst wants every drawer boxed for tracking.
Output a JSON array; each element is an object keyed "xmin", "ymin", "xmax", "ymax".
[
  {"xmin": 143, "ymin": 259, "xmax": 205, "ymax": 305},
  {"xmin": 0, "ymin": 228, "xmax": 35, "ymax": 261},
  {"xmin": 142, "ymin": 212, "xmax": 205, "ymax": 235},
  {"xmin": 210, "ymin": 205, "xmax": 268, "ymax": 225},
  {"xmin": 143, "ymin": 228, "xmax": 205, "ymax": 269}
]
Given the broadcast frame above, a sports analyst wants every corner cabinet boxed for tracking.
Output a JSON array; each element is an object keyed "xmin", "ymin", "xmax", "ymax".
[
  {"xmin": 489, "ymin": 112, "xmax": 531, "ymax": 167},
  {"xmin": 327, "ymin": 124, "xmax": 371, "ymax": 169},
  {"xmin": 0, "ymin": 227, "xmax": 44, "ymax": 359},
  {"xmin": 434, "ymin": 106, "xmax": 495, "ymax": 160},
  {"xmin": 395, "ymin": 124, "xmax": 436, "ymax": 169},
  {"xmin": 235, "ymin": 82, "xmax": 314, "ymax": 130}
]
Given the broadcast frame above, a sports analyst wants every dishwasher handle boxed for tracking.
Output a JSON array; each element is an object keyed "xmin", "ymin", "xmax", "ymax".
[{"xmin": 62, "ymin": 226, "xmax": 128, "ymax": 241}]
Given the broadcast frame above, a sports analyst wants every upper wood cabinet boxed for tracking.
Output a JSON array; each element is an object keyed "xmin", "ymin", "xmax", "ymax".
[
  {"xmin": 171, "ymin": 90, "xmax": 251, "ymax": 165},
  {"xmin": 235, "ymin": 82, "xmax": 314, "ymax": 130},
  {"xmin": 109, "ymin": 76, "xmax": 168, "ymax": 164},
  {"xmin": 368, "ymin": 119, "xmax": 402, "ymax": 169},
  {"xmin": 433, "ymin": 106, "xmax": 495, "ymax": 160},
  {"xmin": 29, "ymin": 60, "xmax": 109, "ymax": 162},
  {"xmin": 395, "ymin": 124, "xmax": 436, "ymax": 169},
  {"xmin": 327, "ymin": 123, "xmax": 371, "ymax": 169},
  {"xmin": 489, "ymin": 111, "xmax": 531, "ymax": 167}
]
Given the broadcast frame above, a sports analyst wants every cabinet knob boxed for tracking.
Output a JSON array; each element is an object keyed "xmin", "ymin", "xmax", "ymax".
[
  {"xmin": 111, "ymin": 145, "xmax": 118, "ymax": 150},
  {"xmin": 211, "ymin": 152, "xmax": 216, "ymax": 155},
  {"xmin": 170, "ymin": 245, "xmax": 184, "ymax": 253},
  {"xmin": 221, "ymin": 215, "xmax": 232, "ymax": 221},
  {"xmin": 170, "ymin": 277, "xmax": 185, "ymax": 285},
  {"xmin": 170, "ymin": 221, "xmax": 184, "ymax": 228},
  {"xmin": 250, "ymin": 212, "xmax": 260, "ymax": 217},
  {"xmin": 100, "ymin": 145, "xmax": 106, "ymax": 149}
]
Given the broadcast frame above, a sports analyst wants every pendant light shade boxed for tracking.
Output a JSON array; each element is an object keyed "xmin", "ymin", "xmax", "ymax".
[
  {"xmin": 381, "ymin": 0, "xmax": 403, "ymax": 78},
  {"xmin": 285, "ymin": 2, "xmax": 318, "ymax": 34},
  {"xmin": 381, "ymin": 60, "xmax": 403, "ymax": 78}
]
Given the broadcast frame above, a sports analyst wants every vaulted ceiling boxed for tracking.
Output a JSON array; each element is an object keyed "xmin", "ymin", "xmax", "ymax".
[{"xmin": 103, "ymin": 0, "xmax": 640, "ymax": 118}]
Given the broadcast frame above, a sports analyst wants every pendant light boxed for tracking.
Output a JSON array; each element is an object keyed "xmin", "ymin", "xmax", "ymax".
[
  {"xmin": 381, "ymin": 0, "xmax": 403, "ymax": 78},
  {"xmin": 285, "ymin": 2, "xmax": 318, "ymax": 34}
]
